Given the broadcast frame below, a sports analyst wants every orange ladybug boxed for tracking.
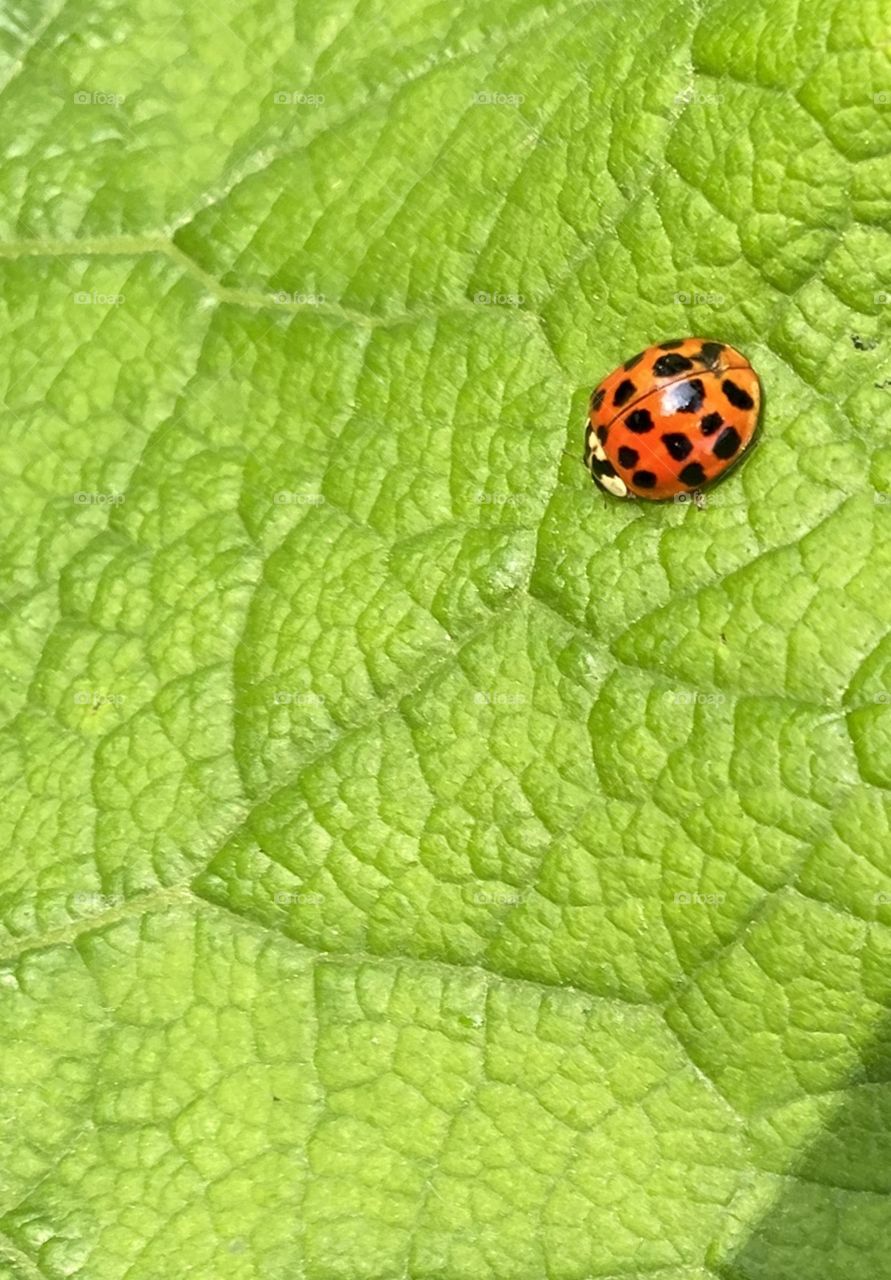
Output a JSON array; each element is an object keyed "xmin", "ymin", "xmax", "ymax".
[{"xmin": 585, "ymin": 338, "xmax": 761, "ymax": 501}]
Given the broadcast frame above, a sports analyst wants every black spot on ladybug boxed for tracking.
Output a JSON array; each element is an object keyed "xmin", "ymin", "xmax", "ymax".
[
  {"xmin": 699, "ymin": 411, "xmax": 723, "ymax": 436},
  {"xmin": 673, "ymin": 378, "xmax": 705, "ymax": 413},
  {"xmin": 661, "ymin": 432, "xmax": 693, "ymax": 461},
  {"xmin": 679, "ymin": 462, "xmax": 706, "ymax": 487},
  {"xmin": 632, "ymin": 469, "xmax": 657, "ymax": 489},
  {"xmin": 696, "ymin": 341, "xmax": 724, "ymax": 368},
  {"xmin": 653, "ymin": 353, "xmax": 694, "ymax": 377},
  {"xmin": 722, "ymin": 378, "xmax": 754, "ymax": 410},
  {"xmin": 596, "ymin": 424, "xmax": 608, "ymax": 443},
  {"xmin": 617, "ymin": 445, "xmax": 639, "ymax": 469},
  {"xmin": 713, "ymin": 426, "xmax": 742, "ymax": 460},
  {"xmin": 658, "ymin": 339, "xmax": 685, "ymax": 350},
  {"xmin": 613, "ymin": 378, "xmax": 636, "ymax": 407},
  {"xmin": 591, "ymin": 456, "xmax": 618, "ymax": 479},
  {"xmin": 623, "ymin": 351, "xmax": 645, "ymax": 371},
  {"xmin": 624, "ymin": 408, "xmax": 654, "ymax": 434},
  {"xmin": 590, "ymin": 387, "xmax": 605, "ymax": 411}
]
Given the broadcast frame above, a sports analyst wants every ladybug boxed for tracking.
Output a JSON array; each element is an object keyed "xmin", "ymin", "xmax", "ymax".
[{"xmin": 584, "ymin": 338, "xmax": 761, "ymax": 501}]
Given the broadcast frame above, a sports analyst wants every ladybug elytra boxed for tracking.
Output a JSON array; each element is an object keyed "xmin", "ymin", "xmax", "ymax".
[{"xmin": 585, "ymin": 338, "xmax": 761, "ymax": 501}]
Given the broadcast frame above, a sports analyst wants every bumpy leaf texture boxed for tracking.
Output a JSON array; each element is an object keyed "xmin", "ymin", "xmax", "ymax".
[{"xmin": 1, "ymin": 0, "xmax": 891, "ymax": 1276}]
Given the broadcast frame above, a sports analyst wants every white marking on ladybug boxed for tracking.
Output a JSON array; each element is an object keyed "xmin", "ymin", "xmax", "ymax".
[
  {"xmin": 586, "ymin": 422, "xmax": 607, "ymax": 462},
  {"xmin": 598, "ymin": 471, "xmax": 629, "ymax": 499}
]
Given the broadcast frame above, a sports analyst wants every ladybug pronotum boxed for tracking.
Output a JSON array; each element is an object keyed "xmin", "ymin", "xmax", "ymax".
[{"xmin": 585, "ymin": 338, "xmax": 761, "ymax": 501}]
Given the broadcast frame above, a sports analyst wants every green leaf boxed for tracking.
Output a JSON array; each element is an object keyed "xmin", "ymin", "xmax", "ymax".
[{"xmin": 1, "ymin": 0, "xmax": 890, "ymax": 1276}]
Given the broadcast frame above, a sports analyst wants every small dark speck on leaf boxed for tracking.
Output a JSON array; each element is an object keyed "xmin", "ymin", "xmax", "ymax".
[{"xmin": 852, "ymin": 334, "xmax": 878, "ymax": 351}]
